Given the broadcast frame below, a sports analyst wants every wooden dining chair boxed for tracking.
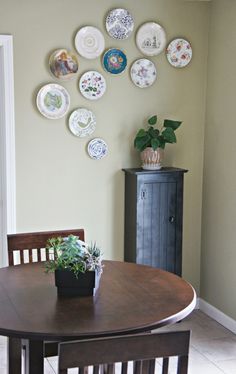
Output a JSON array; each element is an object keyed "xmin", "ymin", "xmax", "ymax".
[
  {"xmin": 58, "ymin": 330, "xmax": 191, "ymax": 374},
  {"xmin": 7, "ymin": 228, "xmax": 85, "ymax": 266},
  {"xmin": 7, "ymin": 228, "xmax": 85, "ymax": 374}
]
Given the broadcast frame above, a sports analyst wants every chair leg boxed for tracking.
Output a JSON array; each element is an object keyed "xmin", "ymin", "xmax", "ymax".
[
  {"xmin": 24, "ymin": 339, "xmax": 44, "ymax": 374},
  {"xmin": 8, "ymin": 337, "xmax": 22, "ymax": 374}
]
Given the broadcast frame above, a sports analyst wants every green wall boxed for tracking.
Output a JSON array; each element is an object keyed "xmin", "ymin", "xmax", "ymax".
[
  {"xmin": 0, "ymin": 0, "xmax": 210, "ymax": 293},
  {"xmin": 201, "ymin": 0, "xmax": 236, "ymax": 319}
]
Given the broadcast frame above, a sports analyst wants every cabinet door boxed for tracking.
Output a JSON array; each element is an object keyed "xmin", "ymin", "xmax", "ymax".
[{"xmin": 137, "ymin": 181, "xmax": 177, "ymax": 273}]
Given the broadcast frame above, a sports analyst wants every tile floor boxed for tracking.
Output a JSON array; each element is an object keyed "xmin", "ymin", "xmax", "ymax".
[{"xmin": 0, "ymin": 310, "xmax": 235, "ymax": 373}]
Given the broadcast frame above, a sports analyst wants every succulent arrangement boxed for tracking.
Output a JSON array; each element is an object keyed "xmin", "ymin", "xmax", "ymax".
[{"xmin": 45, "ymin": 235, "xmax": 103, "ymax": 278}]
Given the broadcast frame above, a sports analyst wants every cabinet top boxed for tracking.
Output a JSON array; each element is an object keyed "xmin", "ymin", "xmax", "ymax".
[{"xmin": 122, "ymin": 167, "xmax": 188, "ymax": 175}]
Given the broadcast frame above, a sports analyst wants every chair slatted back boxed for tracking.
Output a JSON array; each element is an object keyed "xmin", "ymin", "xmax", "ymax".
[
  {"xmin": 7, "ymin": 229, "xmax": 85, "ymax": 266},
  {"xmin": 58, "ymin": 330, "xmax": 190, "ymax": 374}
]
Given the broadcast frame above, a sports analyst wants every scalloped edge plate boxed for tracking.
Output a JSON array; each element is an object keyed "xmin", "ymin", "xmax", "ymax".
[
  {"xmin": 75, "ymin": 26, "xmax": 105, "ymax": 59},
  {"xmin": 36, "ymin": 83, "xmax": 70, "ymax": 119}
]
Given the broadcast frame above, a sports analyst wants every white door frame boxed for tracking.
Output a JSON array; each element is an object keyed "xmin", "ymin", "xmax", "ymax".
[{"xmin": 0, "ymin": 35, "xmax": 16, "ymax": 267}]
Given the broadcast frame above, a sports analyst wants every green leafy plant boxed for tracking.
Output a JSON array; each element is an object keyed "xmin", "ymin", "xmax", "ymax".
[
  {"xmin": 45, "ymin": 235, "xmax": 103, "ymax": 278},
  {"xmin": 134, "ymin": 115, "xmax": 182, "ymax": 151}
]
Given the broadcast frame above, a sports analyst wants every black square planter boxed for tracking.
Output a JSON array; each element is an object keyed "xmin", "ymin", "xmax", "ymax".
[{"xmin": 55, "ymin": 269, "xmax": 100, "ymax": 297}]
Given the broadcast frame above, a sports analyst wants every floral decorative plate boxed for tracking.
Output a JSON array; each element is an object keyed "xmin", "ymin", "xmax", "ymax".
[
  {"xmin": 69, "ymin": 108, "xmax": 96, "ymax": 137},
  {"xmin": 75, "ymin": 26, "xmax": 105, "ymax": 59},
  {"xmin": 130, "ymin": 59, "xmax": 157, "ymax": 88},
  {"xmin": 36, "ymin": 83, "xmax": 70, "ymax": 119},
  {"xmin": 102, "ymin": 48, "xmax": 127, "ymax": 75},
  {"xmin": 87, "ymin": 138, "xmax": 108, "ymax": 160},
  {"xmin": 105, "ymin": 8, "xmax": 134, "ymax": 40},
  {"xmin": 136, "ymin": 22, "xmax": 166, "ymax": 56},
  {"xmin": 49, "ymin": 49, "xmax": 78, "ymax": 80},
  {"xmin": 166, "ymin": 38, "xmax": 192, "ymax": 68},
  {"xmin": 79, "ymin": 71, "xmax": 106, "ymax": 100}
]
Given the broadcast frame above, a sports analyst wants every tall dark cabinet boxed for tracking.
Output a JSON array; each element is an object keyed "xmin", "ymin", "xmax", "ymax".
[{"xmin": 123, "ymin": 168, "xmax": 187, "ymax": 276}]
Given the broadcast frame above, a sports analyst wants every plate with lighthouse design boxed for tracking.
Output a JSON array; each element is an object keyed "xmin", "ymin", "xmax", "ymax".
[{"xmin": 136, "ymin": 22, "xmax": 166, "ymax": 56}]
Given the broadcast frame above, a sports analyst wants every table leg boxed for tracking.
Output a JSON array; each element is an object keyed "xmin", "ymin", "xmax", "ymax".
[
  {"xmin": 8, "ymin": 337, "xmax": 22, "ymax": 374},
  {"xmin": 24, "ymin": 340, "xmax": 44, "ymax": 374}
]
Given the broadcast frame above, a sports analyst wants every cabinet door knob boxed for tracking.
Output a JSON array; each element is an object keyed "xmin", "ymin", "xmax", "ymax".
[{"xmin": 169, "ymin": 216, "xmax": 175, "ymax": 223}]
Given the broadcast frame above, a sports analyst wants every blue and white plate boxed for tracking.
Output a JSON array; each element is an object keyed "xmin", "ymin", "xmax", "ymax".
[
  {"xmin": 87, "ymin": 138, "xmax": 108, "ymax": 160},
  {"xmin": 106, "ymin": 8, "xmax": 134, "ymax": 40},
  {"xmin": 102, "ymin": 48, "xmax": 127, "ymax": 75}
]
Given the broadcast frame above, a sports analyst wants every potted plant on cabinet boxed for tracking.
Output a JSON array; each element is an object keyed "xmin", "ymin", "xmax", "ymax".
[
  {"xmin": 45, "ymin": 235, "xmax": 103, "ymax": 296},
  {"xmin": 134, "ymin": 115, "xmax": 182, "ymax": 170}
]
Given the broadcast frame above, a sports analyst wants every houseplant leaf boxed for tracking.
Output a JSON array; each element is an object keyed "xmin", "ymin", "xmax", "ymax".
[
  {"xmin": 148, "ymin": 126, "xmax": 159, "ymax": 138},
  {"xmin": 148, "ymin": 115, "xmax": 157, "ymax": 126},
  {"xmin": 134, "ymin": 134, "xmax": 151, "ymax": 151},
  {"xmin": 135, "ymin": 129, "xmax": 147, "ymax": 138},
  {"xmin": 162, "ymin": 127, "xmax": 177, "ymax": 143},
  {"xmin": 163, "ymin": 119, "xmax": 182, "ymax": 130},
  {"xmin": 151, "ymin": 138, "xmax": 160, "ymax": 150},
  {"xmin": 157, "ymin": 135, "xmax": 166, "ymax": 149}
]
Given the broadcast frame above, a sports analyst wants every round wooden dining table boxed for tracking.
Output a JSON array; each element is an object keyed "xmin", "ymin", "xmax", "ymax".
[{"xmin": 0, "ymin": 260, "xmax": 196, "ymax": 374}]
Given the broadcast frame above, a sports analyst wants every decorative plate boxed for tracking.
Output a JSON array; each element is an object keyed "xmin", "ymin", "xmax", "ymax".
[
  {"xmin": 79, "ymin": 71, "xmax": 106, "ymax": 100},
  {"xmin": 102, "ymin": 48, "xmax": 127, "ymax": 75},
  {"xmin": 87, "ymin": 138, "xmax": 108, "ymax": 160},
  {"xmin": 49, "ymin": 49, "xmax": 78, "ymax": 80},
  {"xmin": 136, "ymin": 22, "xmax": 166, "ymax": 56},
  {"xmin": 75, "ymin": 26, "xmax": 105, "ymax": 59},
  {"xmin": 166, "ymin": 38, "xmax": 192, "ymax": 68},
  {"xmin": 105, "ymin": 8, "xmax": 134, "ymax": 40},
  {"xmin": 130, "ymin": 59, "xmax": 157, "ymax": 88},
  {"xmin": 69, "ymin": 108, "xmax": 96, "ymax": 137},
  {"xmin": 36, "ymin": 84, "xmax": 70, "ymax": 119}
]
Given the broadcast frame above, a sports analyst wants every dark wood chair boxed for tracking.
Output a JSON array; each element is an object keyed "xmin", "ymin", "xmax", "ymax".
[
  {"xmin": 7, "ymin": 228, "xmax": 84, "ymax": 266},
  {"xmin": 58, "ymin": 330, "xmax": 191, "ymax": 374},
  {"xmin": 7, "ymin": 228, "xmax": 85, "ymax": 374}
]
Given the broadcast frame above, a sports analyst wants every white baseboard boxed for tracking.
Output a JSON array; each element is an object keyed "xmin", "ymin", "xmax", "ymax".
[
  {"xmin": 198, "ymin": 298, "xmax": 236, "ymax": 334},
  {"xmin": 195, "ymin": 297, "xmax": 200, "ymax": 309}
]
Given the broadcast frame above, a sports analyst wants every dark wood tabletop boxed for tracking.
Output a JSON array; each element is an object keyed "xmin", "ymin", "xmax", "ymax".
[{"xmin": 0, "ymin": 260, "xmax": 196, "ymax": 341}]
